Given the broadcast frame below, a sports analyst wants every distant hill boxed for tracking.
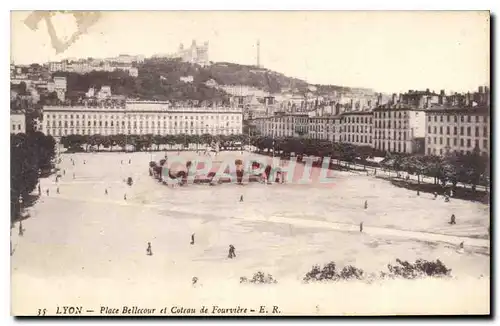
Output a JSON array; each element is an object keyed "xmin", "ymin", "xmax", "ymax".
[{"xmin": 52, "ymin": 58, "xmax": 374, "ymax": 102}]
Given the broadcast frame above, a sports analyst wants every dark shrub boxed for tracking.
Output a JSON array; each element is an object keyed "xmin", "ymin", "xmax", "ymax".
[
  {"xmin": 240, "ymin": 271, "xmax": 278, "ymax": 284},
  {"xmin": 381, "ymin": 259, "xmax": 452, "ymax": 279},
  {"xmin": 303, "ymin": 262, "xmax": 365, "ymax": 282}
]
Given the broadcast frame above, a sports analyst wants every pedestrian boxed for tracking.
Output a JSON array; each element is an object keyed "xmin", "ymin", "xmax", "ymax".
[
  {"xmin": 360, "ymin": 222, "xmax": 363, "ymax": 233},
  {"xmin": 84, "ymin": 160, "xmax": 86, "ymax": 165},
  {"xmin": 129, "ymin": 159, "xmax": 131, "ymax": 164},
  {"xmin": 450, "ymin": 189, "xmax": 454, "ymax": 197},
  {"xmin": 417, "ymin": 189, "xmax": 420, "ymax": 196},
  {"xmin": 63, "ymin": 169, "xmax": 66, "ymax": 176},
  {"xmin": 240, "ymin": 195, "xmax": 243, "ymax": 202},
  {"xmin": 192, "ymin": 277, "xmax": 198, "ymax": 286},
  {"xmin": 228, "ymin": 244, "xmax": 236, "ymax": 259},
  {"xmin": 57, "ymin": 187, "xmax": 60, "ymax": 194},
  {"xmin": 450, "ymin": 214, "xmax": 456, "ymax": 225},
  {"xmin": 38, "ymin": 185, "xmax": 41, "ymax": 195},
  {"xmin": 124, "ymin": 194, "xmax": 127, "ymax": 201},
  {"xmin": 73, "ymin": 173, "xmax": 75, "ymax": 179},
  {"xmin": 364, "ymin": 200, "xmax": 368, "ymax": 209},
  {"xmin": 19, "ymin": 221, "xmax": 24, "ymax": 236},
  {"xmin": 146, "ymin": 242, "xmax": 152, "ymax": 256},
  {"xmin": 191, "ymin": 233, "xmax": 195, "ymax": 245},
  {"xmin": 433, "ymin": 192, "xmax": 438, "ymax": 200},
  {"xmin": 105, "ymin": 188, "xmax": 108, "ymax": 195},
  {"xmin": 46, "ymin": 189, "xmax": 49, "ymax": 196},
  {"xmin": 121, "ymin": 160, "xmax": 123, "ymax": 164},
  {"xmin": 459, "ymin": 242, "xmax": 464, "ymax": 249},
  {"xmin": 444, "ymin": 195, "xmax": 450, "ymax": 203}
]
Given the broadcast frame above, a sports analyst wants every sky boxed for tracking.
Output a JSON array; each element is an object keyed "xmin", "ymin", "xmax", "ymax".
[{"xmin": 10, "ymin": 11, "xmax": 490, "ymax": 94}]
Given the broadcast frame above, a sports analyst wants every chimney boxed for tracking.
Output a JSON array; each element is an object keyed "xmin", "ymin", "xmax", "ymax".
[
  {"xmin": 479, "ymin": 86, "xmax": 484, "ymax": 93},
  {"xmin": 426, "ymin": 96, "xmax": 430, "ymax": 108},
  {"xmin": 465, "ymin": 92, "xmax": 471, "ymax": 106}
]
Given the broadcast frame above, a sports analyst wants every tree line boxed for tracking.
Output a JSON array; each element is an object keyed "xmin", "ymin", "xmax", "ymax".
[
  {"xmin": 11, "ymin": 132, "xmax": 56, "ymax": 222},
  {"xmin": 251, "ymin": 135, "xmax": 490, "ymax": 191},
  {"xmin": 60, "ymin": 133, "xmax": 248, "ymax": 152}
]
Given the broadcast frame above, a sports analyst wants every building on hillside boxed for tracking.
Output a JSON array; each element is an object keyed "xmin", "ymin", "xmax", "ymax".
[
  {"xmin": 169, "ymin": 40, "xmax": 209, "ymax": 66},
  {"xmin": 425, "ymin": 105, "xmax": 490, "ymax": 157},
  {"xmin": 10, "ymin": 112, "xmax": 26, "ymax": 134},
  {"xmin": 373, "ymin": 106, "xmax": 426, "ymax": 154},
  {"xmin": 340, "ymin": 111, "xmax": 374, "ymax": 147},
  {"xmin": 41, "ymin": 101, "xmax": 242, "ymax": 138},
  {"xmin": 97, "ymin": 86, "xmax": 112, "ymax": 100}
]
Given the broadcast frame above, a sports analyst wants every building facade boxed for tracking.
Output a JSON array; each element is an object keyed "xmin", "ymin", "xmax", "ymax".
[
  {"xmin": 341, "ymin": 111, "xmax": 373, "ymax": 147},
  {"xmin": 373, "ymin": 107, "xmax": 426, "ymax": 154},
  {"xmin": 425, "ymin": 106, "xmax": 490, "ymax": 156},
  {"xmin": 10, "ymin": 113, "xmax": 26, "ymax": 134},
  {"xmin": 42, "ymin": 101, "xmax": 242, "ymax": 138}
]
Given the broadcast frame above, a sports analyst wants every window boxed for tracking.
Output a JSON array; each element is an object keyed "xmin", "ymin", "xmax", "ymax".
[
  {"xmin": 467, "ymin": 139, "xmax": 471, "ymax": 148},
  {"xmin": 428, "ymin": 126, "xmax": 431, "ymax": 134},
  {"xmin": 439, "ymin": 126, "xmax": 443, "ymax": 135},
  {"xmin": 467, "ymin": 127, "xmax": 471, "ymax": 136},
  {"xmin": 454, "ymin": 126, "xmax": 457, "ymax": 135},
  {"xmin": 447, "ymin": 116, "xmax": 450, "ymax": 122},
  {"xmin": 439, "ymin": 137, "xmax": 443, "ymax": 145},
  {"xmin": 484, "ymin": 126, "xmax": 487, "ymax": 137},
  {"xmin": 434, "ymin": 116, "xmax": 437, "ymax": 122},
  {"xmin": 460, "ymin": 139, "xmax": 464, "ymax": 147},
  {"xmin": 428, "ymin": 137, "xmax": 431, "ymax": 144},
  {"xmin": 475, "ymin": 127, "xmax": 479, "ymax": 137},
  {"xmin": 460, "ymin": 127, "xmax": 464, "ymax": 135},
  {"xmin": 440, "ymin": 116, "xmax": 443, "ymax": 122},
  {"xmin": 446, "ymin": 126, "xmax": 450, "ymax": 135},
  {"xmin": 434, "ymin": 126, "xmax": 437, "ymax": 134},
  {"xmin": 12, "ymin": 124, "xmax": 15, "ymax": 130},
  {"xmin": 434, "ymin": 137, "xmax": 436, "ymax": 144},
  {"xmin": 467, "ymin": 116, "xmax": 471, "ymax": 123},
  {"xmin": 475, "ymin": 139, "xmax": 479, "ymax": 148},
  {"xmin": 446, "ymin": 138, "xmax": 450, "ymax": 146},
  {"xmin": 453, "ymin": 138, "xmax": 457, "ymax": 146},
  {"xmin": 461, "ymin": 116, "xmax": 464, "ymax": 122},
  {"xmin": 483, "ymin": 139, "xmax": 488, "ymax": 149},
  {"xmin": 454, "ymin": 116, "xmax": 457, "ymax": 122}
]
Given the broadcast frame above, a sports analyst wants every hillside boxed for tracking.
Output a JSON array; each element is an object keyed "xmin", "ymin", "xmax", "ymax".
[{"xmin": 52, "ymin": 58, "xmax": 373, "ymax": 102}]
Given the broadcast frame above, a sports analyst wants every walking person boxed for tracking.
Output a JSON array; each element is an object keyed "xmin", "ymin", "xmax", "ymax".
[
  {"xmin": 57, "ymin": 187, "xmax": 60, "ymax": 194},
  {"xmin": 46, "ymin": 189, "xmax": 49, "ymax": 196},
  {"xmin": 105, "ymin": 188, "xmax": 108, "ymax": 195},
  {"xmin": 146, "ymin": 242, "xmax": 153, "ymax": 256},
  {"xmin": 364, "ymin": 200, "xmax": 368, "ymax": 209},
  {"xmin": 19, "ymin": 221, "xmax": 24, "ymax": 236},
  {"xmin": 73, "ymin": 172, "xmax": 75, "ymax": 179},
  {"xmin": 360, "ymin": 222, "xmax": 363, "ymax": 233},
  {"xmin": 124, "ymin": 194, "xmax": 127, "ymax": 201},
  {"xmin": 240, "ymin": 195, "xmax": 244, "ymax": 202},
  {"xmin": 38, "ymin": 184, "xmax": 41, "ymax": 195},
  {"xmin": 190, "ymin": 233, "xmax": 195, "ymax": 245},
  {"xmin": 450, "ymin": 214, "xmax": 456, "ymax": 225},
  {"xmin": 228, "ymin": 245, "xmax": 236, "ymax": 259}
]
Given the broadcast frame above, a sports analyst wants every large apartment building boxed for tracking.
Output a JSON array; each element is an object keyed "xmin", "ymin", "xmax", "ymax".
[
  {"xmin": 373, "ymin": 106, "xmax": 426, "ymax": 154},
  {"xmin": 341, "ymin": 111, "xmax": 373, "ymax": 147},
  {"xmin": 42, "ymin": 101, "xmax": 243, "ymax": 138},
  {"xmin": 425, "ymin": 105, "xmax": 490, "ymax": 156}
]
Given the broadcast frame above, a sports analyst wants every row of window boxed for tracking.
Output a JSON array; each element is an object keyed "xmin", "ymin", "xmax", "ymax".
[
  {"xmin": 374, "ymin": 130, "xmax": 408, "ymax": 141},
  {"xmin": 427, "ymin": 137, "xmax": 488, "ymax": 149},
  {"xmin": 46, "ymin": 129, "xmax": 240, "ymax": 136},
  {"xmin": 374, "ymin": 121, "xmax": 408, "ymax": 129},
  {"xmin": 374, "ymin": 141, "xmax": 408, "ymax": 153},
  {"xmin": 11, "ymin": 124, "xmax": 22, "ymax": 131},
  {"xmin": 374, "ymin": 111, "xmax": 409, "ymax": 119},
  {"xmin": 46, "ymin": 120, "xmax": 237, "ymax": 128},
  {"xmin": 343, "ymin": 117, "xmax": 373, "ymax": 124},
  {"xmin": 45, "ymin": 114, "xmax": 240, "ymax": 121},
  {"xmin": 427, "ymin": 125, "xmax": 488, "ymax": 137},
  {"xmin": 428, "ymin": 114, "xmax": 488, "ymax": 123}
]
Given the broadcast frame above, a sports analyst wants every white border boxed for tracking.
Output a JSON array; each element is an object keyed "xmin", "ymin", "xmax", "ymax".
[{"xmin": 3, "ymin": 1, "xmax": 497, "ymax": 326}]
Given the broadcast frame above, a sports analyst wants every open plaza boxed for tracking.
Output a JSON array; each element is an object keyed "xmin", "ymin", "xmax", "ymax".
[{"xmin": 11, "ymin": 150, "xmax": 490, "ymax": 315}]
